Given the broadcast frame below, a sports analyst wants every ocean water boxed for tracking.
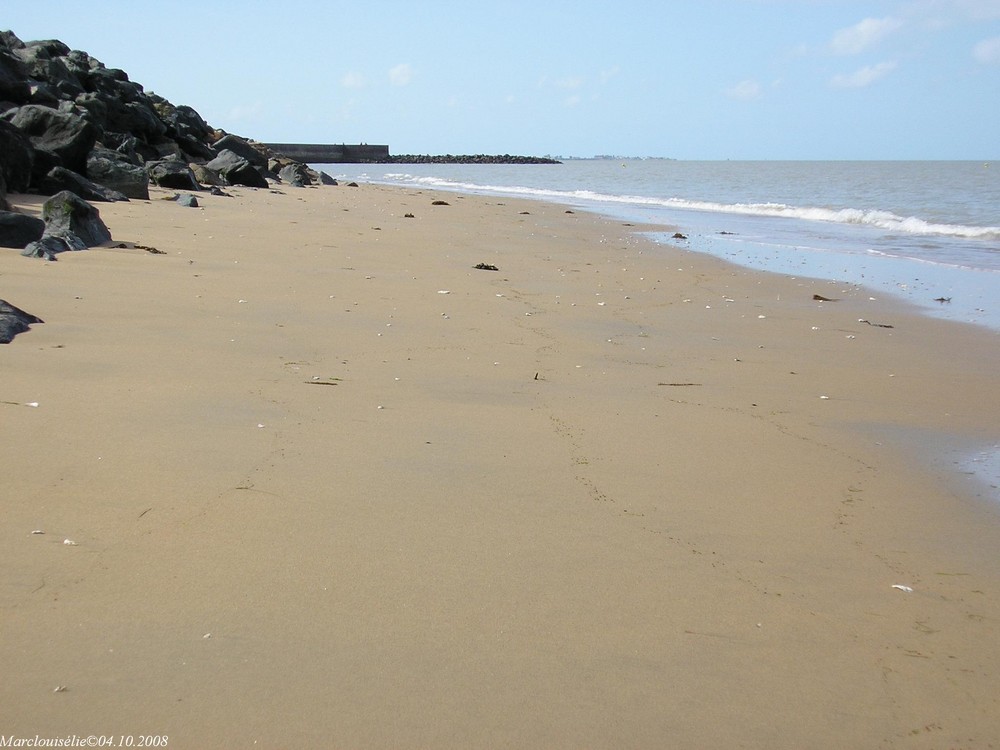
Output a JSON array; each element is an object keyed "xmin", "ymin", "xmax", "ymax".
[{"xmin": 323, "ymin": 160, "xmax": 1000, "ymax": 332}]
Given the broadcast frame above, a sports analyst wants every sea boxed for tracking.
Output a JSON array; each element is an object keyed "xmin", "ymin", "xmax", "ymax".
[{"xmin": 321, "ymin": 159, "xmax": 1000, "ymax": 498}]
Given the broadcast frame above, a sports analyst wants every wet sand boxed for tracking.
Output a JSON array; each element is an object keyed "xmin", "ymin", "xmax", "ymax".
[{"xmin": 2, "ymin": 183, "xmax": 999, "ymax": 748}]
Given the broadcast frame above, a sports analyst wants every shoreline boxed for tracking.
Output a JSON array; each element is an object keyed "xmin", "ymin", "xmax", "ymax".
[{"xmin": 3, "ymin": 182, "xmax": 1000, "ymax": 747}]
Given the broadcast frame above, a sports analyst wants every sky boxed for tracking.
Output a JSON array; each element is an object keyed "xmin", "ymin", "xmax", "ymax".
[{"xmin": 4, "ymin": 0, "xmax": 999, "ymax": 159}]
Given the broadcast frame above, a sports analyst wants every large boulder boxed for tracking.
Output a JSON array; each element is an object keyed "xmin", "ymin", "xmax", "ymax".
[
  {"xmin": 212, "ymin": 134, "xmax": 267, "ymax": 168},
  {"xmin": 0, "ymin": 210, "xmax": 45, "ymax": 247},
  {"xmin": 0, "ymin": 299, "xmax": 43, "ymax": 343},
  {"xmin": 278, "ymin": 162, "xmax": 312, "ymax": 187},
  {"xmin": 42, "ymin": 166, "xmax": 128, "ymax": 202},
  {"xmin": 205, "ymin": 149, "xmax": 268, "ymax": 188},
  {"xmin": 146, "ymin": 159, "xmax": 200, "ymax": 190},
  {"xmin": 21, "ymin": 190, "xmax": 111, "ymax": 259},
  {"xmin": 87, "ymin": 148, "xmax": 149, "ymax": 199},
  {"xmin": 0, "ymin": 118, "xmax": 35, "ymax": 192},
  {"xmin": 6, "ymin": 104, "xmax": 98, "ymax": 174},
  {"xmin": 0, "ymin": 46, "xmax": 30, "ymax": 104}
]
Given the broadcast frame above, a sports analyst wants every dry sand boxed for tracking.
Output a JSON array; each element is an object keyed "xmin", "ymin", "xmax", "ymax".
[{"xmin": 2, "ymin": 182, "xmax": 1000, "ymax": 748}]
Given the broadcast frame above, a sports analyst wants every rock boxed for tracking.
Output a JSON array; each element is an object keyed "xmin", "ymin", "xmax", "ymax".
[
  {"xmin": 316, "ymin": 171, "xmax": 337, "ymax": 186},
  {"xmin": 278, "ymin": 162, "xmax": 311, "ymax": 187},
  {"xmin": 6, "ymin": 104, "xmax": 98, "ymax": 174},
  {"xmin": 22, "ymin": 190, "xmax": 112, "ymax": 258},
  {"xmin": 0, "ymin": 43, "xmax": 31, "ymax": 104},
  {"xmin": 0, "ymin": 118, "xmax": 36, "ymax": 192},
  {"xmin": 211, "ymin": 134, "xmax": 267, "ymax": 168},
  {"xmin": 0, "ymin": 210, "xmax": 45, "ymax": 248},
  {"xmin": 86, "ymin": 148, "xmax": 149, "ymax": 199},
  {"xmin": 0, "ymin": 299, "xmax": 43, "ymax": 343},
  {"xmin": 190, "ymin": 163, "xmax": 223, "ymax": 186},
  {"xmin": 42, "ymin": 166, "xmax": 129, "ymax": 202},
  {"xmin": 171, "ymin": 193, "xmax": 198, "ymax": 208},
  {"xmin": 205, "ymin": 149, "xmax": 268, "ymax": 188},
  {"xmin": 146, "ymin": 159, "xmax": 200, "ymax": 190}
]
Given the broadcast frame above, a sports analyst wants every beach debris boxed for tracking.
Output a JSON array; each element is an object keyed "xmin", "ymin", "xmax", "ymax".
[
  {"xmin": 404, "ymin": 213, "xmax": 415, "ymax": 218},
  {"xmin": 812, "ymin": 294, "xmax": 839, "ymax": 302},
  {"xmin": 474, "ymin": 263, "xmax": 499, "ymax": 271},
  {"xmin": 437, "ymin": 290, "xmax": 451, "ymax": 294},
  {"xmin": 859, "ymin": 318, "xmax": 895, "ymax": 329},
  {"xmin": 820, "ymin": 395, "xmax": 831, "ymax": 399},
  {"xmin": 63, "ymin": 539, "xmax": 78, "ymax": 546},
  {"xmin": 565, "ymin": 210, "xmax": 575, "ymax": 214},
  {"xmin": 53, "ymin": 686, "xmax": 68, "ymax": 693},
  {"xmin": 934, "ymin": 297, "xmax": 952, "ymax": 303},
  {"xmin": 31, "ymin": 530, "xmax": 45, "ymax": 535},
  {"xmin": 672, "ymin": 232, "xmax": 688, "ymax": 240},
  {"xmin": 431, "ymin": 200, "xmax": 449, "ymax": 205},
  {"xmin": 519, "ymin": 211, "xmax": 531, "ymax": 215},
  {"xmin": 203, "ymin": 633, "xmax": 212, "ymax": 639},
  {"xmin": 891, "ymin": 584, "xmax": 914, "ymax": 593},
  {"xmin": 658, "ymin": 383, "xmax": 702, "ymax": 387}
]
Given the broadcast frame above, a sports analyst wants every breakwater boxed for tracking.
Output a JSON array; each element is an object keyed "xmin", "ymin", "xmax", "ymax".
[
  {"xmin": 264, "ymin": 144, "xmax": 389, "ymax": 163},
  {"xmin": 264, "ymin": 144, "xmax": 560, "ymax": 165}
]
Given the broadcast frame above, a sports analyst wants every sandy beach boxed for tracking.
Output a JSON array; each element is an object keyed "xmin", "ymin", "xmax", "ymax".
[{"xmin": 3, "ymin": 182, "xmax": 1000, "ymax": 748}]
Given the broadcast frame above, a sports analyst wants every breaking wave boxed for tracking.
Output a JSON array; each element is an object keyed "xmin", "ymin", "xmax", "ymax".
[{"xmin": 378, "ymin": 173, "xmax": 1000, "ymax": 241}]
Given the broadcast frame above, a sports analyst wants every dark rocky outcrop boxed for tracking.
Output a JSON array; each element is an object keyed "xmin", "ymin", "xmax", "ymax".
[
  {"xmin": 21, "ymin": 190, "xmax": 111, "ymax": 259},
  {"xmin": 205, "ymin": 149, "xmax": 268, "ymax": 188},
  {"xmin": 4, "ymin": 104, "xmax": 98, "ymax": 174},
  {"xmin": 146, "ymin": 159, "xmax": 200, "ymax": 191},
  {"xmin": 0, "ymin": 299, "xmax": 43, "ymax": 343},
  {"xmin": 0, "ymin": 29, "xmax": 324, "ymax": 209},
  {"xmin": 0, "ymin": 210, "xmax": 45, "ymax": 247},
  {"xmin": 0, "ymin": 119, "xmax": 35, "ymax": 193},
  {"xmin": 212, "ymin": 134, "xmax": 268, "ymax": 168},
  {"xmin": 41, "ymin": 166, "xmax": 128, "ymax": 202},
  {"xmin": 86, "ymin": 147, "xmax": 149, "ymax": 199}
]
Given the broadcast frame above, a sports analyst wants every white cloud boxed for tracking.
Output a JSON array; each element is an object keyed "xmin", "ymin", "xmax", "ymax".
[
  {"xmin": 830, "ymin": 17, "xmax": 902, "ymax": 54},
  {"xmin": 726, "ymin": 79, "xmax": 762, "ymax": 100},
  {"xmin": 599, "ymin": 65, "xmax": 621, "ymax": 84},
  {"xmin": 973, "ymin": 35, "xmax": 1000, "ymax": 63},
  {"xmin": 830, "ymin": 61, "xmax": 898, "ymax": 88},
  {"xmin": 564, "ymin": 94, "xmax": 582, "ymax": 107},
  {"xmin": 388, "ymin": 63, "xmax": 413, "ymax": 87},
  {"xmin": 341, "ymin": 71, "xmax": 366, "ymax": 89}
]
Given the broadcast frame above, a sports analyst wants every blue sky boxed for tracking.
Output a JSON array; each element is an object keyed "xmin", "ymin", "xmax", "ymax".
[{"xmin": 4, "ymin": 0, "xmax": 999, "ymax": 158}]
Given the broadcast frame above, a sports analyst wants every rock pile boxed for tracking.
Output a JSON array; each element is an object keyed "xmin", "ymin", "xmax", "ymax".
[
  {"xmin": 0, "ymin": 29, "xmax": 338, "ymax": 341},
  {"xmin": 0, "ymin": 30, "xmax": 333, "ymax": 253}
]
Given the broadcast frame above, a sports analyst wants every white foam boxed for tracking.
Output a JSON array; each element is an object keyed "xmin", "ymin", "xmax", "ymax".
[{"xmin": 376, "ymin": 173, "xmax": 1000, "ymax": 241}]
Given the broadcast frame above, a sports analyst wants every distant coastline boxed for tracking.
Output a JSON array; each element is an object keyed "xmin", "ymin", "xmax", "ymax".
[{"xmin": 375, "ymin": 154, "xmax": 561, "ymax": 165}]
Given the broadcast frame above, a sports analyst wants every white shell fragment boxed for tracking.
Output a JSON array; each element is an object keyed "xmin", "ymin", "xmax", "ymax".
[
  {"xmin": 891, "ymin": 584, "xmax": 914, "ymax": 593},
  {"xmin": 63, "ymin": 539, "xmax": 78, "ymax": 546},
  {"xmin": 31, "ymin": 530, "xmax": 45, "ymax": 535}
]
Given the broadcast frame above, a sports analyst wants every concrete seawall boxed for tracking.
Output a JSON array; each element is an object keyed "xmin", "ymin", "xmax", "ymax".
[{"xmin": 265, "ymin": 144, "xmax": 389, "ymax": 164}]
